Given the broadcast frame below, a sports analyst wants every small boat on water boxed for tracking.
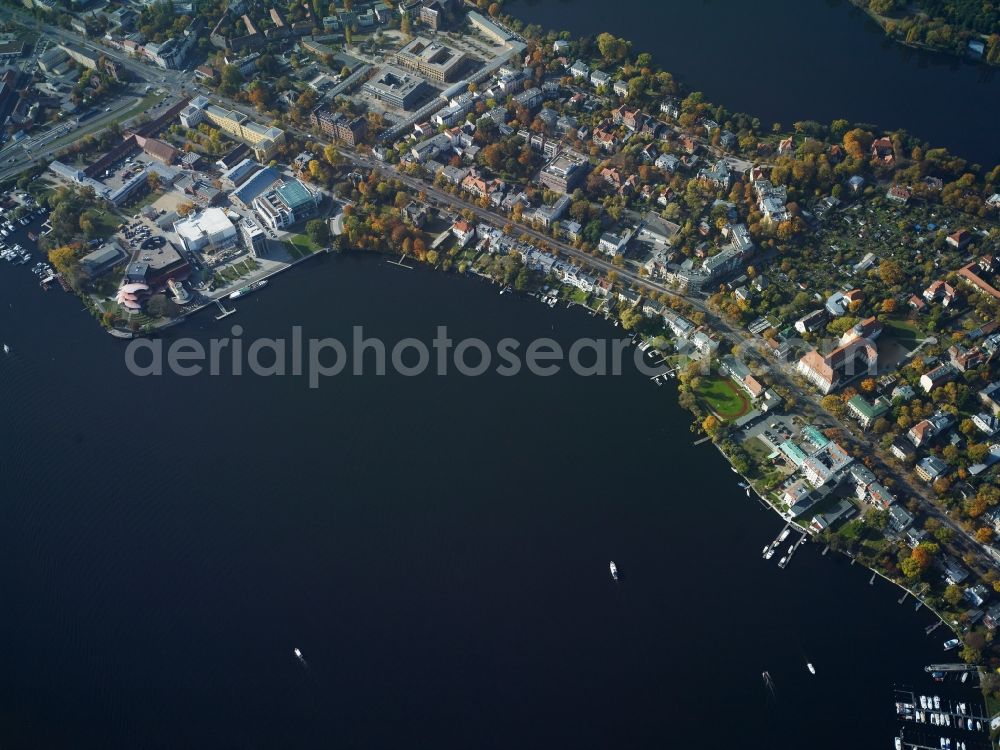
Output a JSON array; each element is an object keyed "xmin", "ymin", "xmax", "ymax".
[
  {"xmin": 961, "ymin": 672, "xmax": 968, "ymax": 684},
  {"xmin": 943, "ymin": 638, "xmax": 960, "ymax": 651},
  {"xmin": 609, "ymin": 561, "xmax": 618, "ymax": 581},
  {"xmin": 762, "ymin": 544, "xmax": 770, "ymax": 555},
  {"xmin": 777, "ymin": 529, "xmax": 791, "ymax": 543},
  {"xmin": 778, "ymin": 555, "xmax": 788, "ymax": 566},
  {"xmin": 293, "ymin": 647, "xmax": 303, "ymax": 659},
  {"xmin": 229, "ymin": 279, "xmax": 269, "ymax": 300},
  {"xmin": 807, "ymin": 663, "xmax": 816, "ymax": 675},
  {"xmin": 764, "ymin": 548, "xmax": 775, "ymax": 560},
  {"xmin": 2, "ymin": 344, "xmax": 9, "ymax": 354}
]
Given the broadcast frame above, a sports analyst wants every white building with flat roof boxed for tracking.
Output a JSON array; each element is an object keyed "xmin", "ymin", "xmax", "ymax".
[{"xmin": 173, "ymin": 207, "xmax": 237, "ymax": 253}]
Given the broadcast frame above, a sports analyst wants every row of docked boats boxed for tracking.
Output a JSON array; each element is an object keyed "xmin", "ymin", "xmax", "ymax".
[
  {"xmin": 762, "ymin": 527, "xmax": 791, "ymax": 562},
  {"xmin": 1, "ymin": 242, "xmax": 29, "ymax": 265}
]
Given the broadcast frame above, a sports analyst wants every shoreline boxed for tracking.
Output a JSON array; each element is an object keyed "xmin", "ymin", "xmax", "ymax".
[{"xmin": 846, "ymin": 0, "xmax": 997, "ymax": 66}]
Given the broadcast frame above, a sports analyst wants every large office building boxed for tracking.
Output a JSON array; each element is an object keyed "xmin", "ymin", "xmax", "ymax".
[
  {"xmin": 362, "ymin": 67, "xmax": 428, "ymax": 110},
  {"xmin": 310, "ymin": 107, "xmax": 367, "ymax": 146},
  {"xmin": 239, "ymin": 217, "xmax": 268, "ymax": 256},
  {"xmin": 179, "ymin": 96, "xmax": 285, "ymax": 161},
  {"xmin": 124, "ymin": 241, "xmax": 190, "ymax": 287},
  {"xmin": 393, "ymin": 37, "xmax": 467, "ymax": 82},
  {"xmin": 173, "ymin": 207, "xmax": 238, "ymax": 253},
  {"xmin": 539, "ymin": 152, "xmax": 589, "ymax": 194},
  {"xmin": 252, "ymin": 179, "xmax": 319, "ymax": 231}
]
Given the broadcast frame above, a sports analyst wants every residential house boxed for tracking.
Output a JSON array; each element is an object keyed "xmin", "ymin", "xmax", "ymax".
[
  {"xmin": 947, "ymin": 229, "xmax": 973, "ymax": 250},
  {"xmin": 908, "ymin": 411, "xmax": 954, "ymax": 447},
  {"xmin": 915, "ymin": 455, "xmax": 948, "ymax": 483},
  {"xmin": 972, "ymin": 412, "xmax": 1000, "ymax": 437},
  {"xmin": 590, "ymin": 70, "xmax": 610, "ymax": 88},
  {"xmin": 919, "ymin": 363, "xmax": 957, "ymax": 393},
  {"xmin": 889, "ymin": 505, "xmax": 914, "ymax": 533},
  {"xmin": 599, "ymin": 231, "xmax": 627, "ymax": 257},
  {"xmin": 923, "ymin": 279, "xmax": 957, "ymax": 307},
  {"xmin": 886, "ymin": 185, "xmax": 911, "ymax": 204},
  {"xmin": 948, "ymin": 344, "xmax": 986, "ymax": 372},
  {"xmin": 451, "ymin": 219, "xmax": 475, "ymax": 246}
]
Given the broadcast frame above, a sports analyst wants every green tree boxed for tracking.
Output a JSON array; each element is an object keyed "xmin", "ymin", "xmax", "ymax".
[{"xmin": 306, "ymin": 219, "xmax": 330, "ymax": 247}]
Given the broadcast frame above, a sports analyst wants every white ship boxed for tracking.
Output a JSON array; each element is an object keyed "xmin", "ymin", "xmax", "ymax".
[
  {"xmin": 609, "ymin": 561, "xmax": 618, "ymax": 581},
  {"xmin": 294, "ymin": 648, "xmax": 303, "ymax": 659},
  {"xmin": 807, "ymin": 663, "xmax": 816, "ymax": 675}
]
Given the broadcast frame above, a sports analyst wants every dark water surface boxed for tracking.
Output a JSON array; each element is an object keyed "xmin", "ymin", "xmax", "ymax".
[
  {"xmin": 0, "ymin": 248, "xmax": 951, "ymax": 748},
  {"xmin": 511, "ymin": 0, "xmax": 1000, "ymax": 167}
]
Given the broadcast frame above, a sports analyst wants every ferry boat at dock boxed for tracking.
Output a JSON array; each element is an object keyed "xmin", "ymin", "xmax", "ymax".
[{"xmin": 229, "ymin": 279, "xmax": 269, "ymax": 300}]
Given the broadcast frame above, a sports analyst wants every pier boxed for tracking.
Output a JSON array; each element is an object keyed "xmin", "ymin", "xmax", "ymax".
[
  {"xmin": 924, "ymin": 664, "xmax": 977, "ymax": 673},
  {"xmin": 777, "ymin": 532, "xmax": 808, "ymax": 569},
  {"xmin": 387, "ymin": 254, "xmax": 414, "ymax": 269},
  {"xmin": 214, "ymin": 300, "xmax": 235, "ymax": 320}
]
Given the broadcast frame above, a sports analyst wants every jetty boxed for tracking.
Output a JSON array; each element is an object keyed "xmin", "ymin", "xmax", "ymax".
[
  {"xmin": 924, "ymin": 663, "xmax": 976, "ymax": 673},
  {"xmin": 778, "ymin": 531, "xmax": 807, "ymax": 569},
  {"xmin": 387, "ymin": 254, "xmax": 414, "ymax": 269},
  {"xmin": 214, "ymin": 300, "xmax": 235, "ymax": 320}
]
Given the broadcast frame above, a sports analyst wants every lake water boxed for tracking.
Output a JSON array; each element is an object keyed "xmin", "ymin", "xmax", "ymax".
[
  {"xmin": 0, "ymin": 244, "xmax": 960, "ymax": 747},
  {"xmin": 510, "ymin": 0, "xmax": 1000, "ymax": 167}
]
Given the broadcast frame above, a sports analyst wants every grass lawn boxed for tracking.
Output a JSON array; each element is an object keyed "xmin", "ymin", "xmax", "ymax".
[
  {"xmin": 696, "ymin": 376, "xmax": 751, "ymax": 421},
  {"xmin": 883, "ymin": 317, "xmax": 923, "ymax": 351},
  {"xmin": 286, "ymin": 233, "xmax": 320, "ymax": 259}
]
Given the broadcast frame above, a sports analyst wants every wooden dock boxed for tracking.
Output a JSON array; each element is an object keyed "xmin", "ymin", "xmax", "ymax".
[
  {"xmin": 214, "ymin": 300, "xmax": 235, "ymax": 320},
  {"xmin": 387, "ymin": 254, "xmax": 414, "ymax": 269}
]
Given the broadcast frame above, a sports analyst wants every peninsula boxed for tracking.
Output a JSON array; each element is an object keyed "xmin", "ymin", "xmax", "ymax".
[{"xmin": 2, "ymin": 0, "xmax": 1000, "ymax": 731}]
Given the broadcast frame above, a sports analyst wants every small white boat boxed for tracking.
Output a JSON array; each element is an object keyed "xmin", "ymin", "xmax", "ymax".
[
  {"xmin": 2, "ymin": 344, "xmax": 9, "ymax": 354},
  {"xmin": 806, "ymin": 663, "xmax": 815, "ymax": 675},
  {"xmin": 609, "ymin": 561, "xmax": 618, "ymax": 581},
  {"xmin": 778, "ymin": 529, "xmax": 791, "ymax": 543},
  {"xmin": 934, "ymin": 696, "xmax": 941, "ymax": 710},
  {"xmin": 762, "ymin": 544, "xmax": 770, "ymax": 555},
  {"xmin": 778, "ymin": 555, "xmax": 788, "ymax": 566},
  {"xmin": 764, "ymin": 548, "xmax": 775, "ymax": 560},
  {"xmin": 961, "ymin": 672, "xmax": 968, "ymax": 684},
  {"xmin": 943, "ymin": 638, "xmax": 960, "ymax": 650},
  {"xmin": 293, "ymin": 648, "xmax": 303, "ymax": 659},
  {"xmin": 894, "ymin": 738, "xmax": 902, "ymax": 750}
]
